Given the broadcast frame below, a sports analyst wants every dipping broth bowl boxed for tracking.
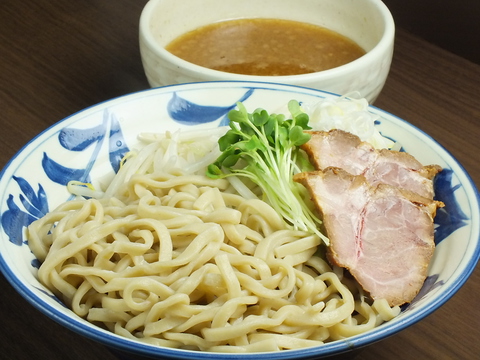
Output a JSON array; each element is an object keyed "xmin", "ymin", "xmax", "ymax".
[{"xmin": 139, "ymin": 0, "xmax": 395, "ymax": 103}]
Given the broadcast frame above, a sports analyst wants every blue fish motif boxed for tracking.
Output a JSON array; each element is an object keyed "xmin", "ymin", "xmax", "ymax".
[
  {"xmin": 108, "ymin": 114, "xmax": 130, "ymax": 173},
  {"xmin": 401, "ymin": 274, "xmax": 444, "ymax": 312},
  {"xmin": 1, "ymin": 176, "xmax": 49, "ymax": 245},
  {"xmin": 42, "ymin": 152, "xmax": 91, "ymax": 186},
  {"xmin": 31, "ymin": 258, "xmax": 41, "ymax": 269},
  {"xmin": 12, "ymin": 176, "xmax": 48, "ymax": 218},
  {"xmin": 33, "ymin": 286, "xmax": 67, "ymax": 306},
  {"xmin": 1, "ymin": 195, "xmax": 36, "ymax": 246},
  {"xmin": 433, "ymin": 168, "xmax": 469, "ymax": 244},
  {"xmin": 382, "ymin": 148, "xmax": 465, "ymax": 244},
  {"xmin": 58, "ymin": 123, "xmax": 106, "ymax": 151},
  {"xmin": 167, "ymin": 88, "xmax": 254, "ymax": 125}
]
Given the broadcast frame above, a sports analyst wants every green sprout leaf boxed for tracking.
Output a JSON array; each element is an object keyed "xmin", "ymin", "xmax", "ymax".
[{"xmin": 206, "ymin": 99, "xmax": 329, "ymax": 245}]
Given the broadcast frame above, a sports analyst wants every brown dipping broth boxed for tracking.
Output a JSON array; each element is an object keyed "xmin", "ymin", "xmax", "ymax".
[{"xmin": 165, "ymin": 18, "xmax": 366, "ymax": 76}]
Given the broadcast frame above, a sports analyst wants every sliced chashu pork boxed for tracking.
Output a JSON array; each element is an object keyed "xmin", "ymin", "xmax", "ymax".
[
  {"xmin": 294, "ymin": 168, "xmax": 443, "ymax": 306},
  {"xmin": 301, "ymin": 129, "xmax": 442, "ymax": 199}
]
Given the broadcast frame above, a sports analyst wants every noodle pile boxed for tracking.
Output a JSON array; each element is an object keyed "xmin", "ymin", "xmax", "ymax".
[{"xmin": 27, "ymin": 129, "xmax": 400, "ymax": 352}]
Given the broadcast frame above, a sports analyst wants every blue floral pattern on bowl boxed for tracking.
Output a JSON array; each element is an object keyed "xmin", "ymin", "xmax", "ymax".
[
  {"xmin": 1, "ymin": 176, "xmax": 48, "ymax": 246},
  {"xmin": 2, "ymin": 110, "xmax": 129, "ymax": 246}
]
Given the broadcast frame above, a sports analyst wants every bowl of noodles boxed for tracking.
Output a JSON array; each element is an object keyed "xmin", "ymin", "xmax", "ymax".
[{"xmin": 0, "ymin": 81, "xmax": 479, "ymax": 359}]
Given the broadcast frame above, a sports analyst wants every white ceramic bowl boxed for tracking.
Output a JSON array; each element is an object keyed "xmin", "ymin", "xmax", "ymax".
[
  {"xmin": 139, "ymin": 0, "xmax": 395, "ymax": 103},
  {"xmin": 1, "ymin": 81, "xmax": 479, "ymax": 359}
]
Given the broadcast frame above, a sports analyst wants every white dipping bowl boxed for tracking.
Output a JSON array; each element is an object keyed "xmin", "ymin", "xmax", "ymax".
[
  {"xmin": 139, "ymin": 0, "xmax": 395, "ymax": 103},
  {"xmin": 1, "ymin": 82, "xmax": 478, "ymax": 359}
]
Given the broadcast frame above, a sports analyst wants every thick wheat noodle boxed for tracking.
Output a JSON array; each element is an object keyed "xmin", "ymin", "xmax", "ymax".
[{"xmin": 27, "ymin": 131, "xmax": 400, "ymax": 352}]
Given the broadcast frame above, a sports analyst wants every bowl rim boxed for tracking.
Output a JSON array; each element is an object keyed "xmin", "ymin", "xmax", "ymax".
[
  {"xmin": 139, "ymin": 0, "xmax": 396, "ymax": 82},
  {"xmin": 1, "ymin": 80, "xmax": 479, "ymax": 359}
]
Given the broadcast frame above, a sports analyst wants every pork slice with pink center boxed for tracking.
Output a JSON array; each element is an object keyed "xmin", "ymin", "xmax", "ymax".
[{"xmin": 294, "ymin": 167, "xmax": 441, "ymax": 306}]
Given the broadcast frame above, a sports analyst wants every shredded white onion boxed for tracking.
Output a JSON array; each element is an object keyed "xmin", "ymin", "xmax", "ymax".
[
  {"xmin": 305, "ymin": 94, "xmax": 394, "ymax": 149},
  {"xmin": 274, "ymin": 93, "xmax": 394, "ymax": 150}
]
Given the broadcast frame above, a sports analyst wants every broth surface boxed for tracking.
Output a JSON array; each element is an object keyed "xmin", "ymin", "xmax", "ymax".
[{"xmin": 165, "ymin": 18, "xmax": 366, "ymax": 76}]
